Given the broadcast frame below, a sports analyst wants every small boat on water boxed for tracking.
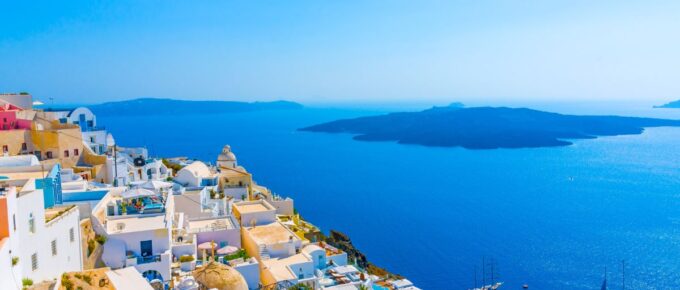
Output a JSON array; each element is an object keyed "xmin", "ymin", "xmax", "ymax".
[{"xmin": 469, "ymin": 282, "xmax": 503, "ymax": 290}]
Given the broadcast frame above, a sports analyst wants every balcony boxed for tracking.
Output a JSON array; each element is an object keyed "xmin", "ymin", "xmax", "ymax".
[
  {"xmin": 138, "ymin": 254, "xmax": 162, "ymax": 265},
  {"xmin": 125, "ymin": 252, "xmax": 167, "ymax": 267}
]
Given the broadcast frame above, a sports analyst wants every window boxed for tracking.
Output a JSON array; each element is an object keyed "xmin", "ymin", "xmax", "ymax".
[
  {"xmin": 31, "ymin": 253, "xmax": 38, "ymax": 271},
  {"xmin": 51, "ymin": 240, "xmax": 57, "ymax": 256},
  {"xmin": 2, "ymin": 145, "xmax": 7, "ymax": 153},
  {"xmin": 69, "ymin": 228, "xmax": 75, "ymax": 242},
  {"xmin": 21, "ymin": 143, "xmax": 27, "ymax": 151},
  {"xmin": 64, "ymin": 150, "xmax": 70, "ymax": 157},
  {"xmin": 74, "ymin": 149, "xmax": 79, "ymax": 156},
  {"xmin": 28, "ymin": 213, "xmax": 35, "ymax": 233},
  {"xmin": 12, "ymin": 214, "xmax": 16, "ymax": 231},
  {"xmin": 90, "ymin": 136, "xmax": 95, "ymax": 143},
  {"xmin": 45, "ymin": 151, "xmax": 53, "ymax": 159},
  {"xmin": 34, "ymin": 151, "xmax": 42, "ymax": 160}
]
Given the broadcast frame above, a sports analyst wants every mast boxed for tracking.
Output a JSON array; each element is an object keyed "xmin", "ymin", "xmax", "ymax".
[
  {"xmin": 474, "ymin": 266, "xmax": 477, "ymax": 289},
  {"xmin": 482, "ymin": 256, "xmax": 486, "ymax": 287},
  {"xmin": 621, "ymin": 260, "xmax": 625, "ymax": 290},
  {"xmin": 490, "ymin": 257, "xmax": 495, "ymax": 284}
]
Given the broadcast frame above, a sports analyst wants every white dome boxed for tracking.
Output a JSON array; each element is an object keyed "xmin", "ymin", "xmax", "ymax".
[{"xmin": 223, "ymin": 152, "xmax": 237, "ymax": 161}]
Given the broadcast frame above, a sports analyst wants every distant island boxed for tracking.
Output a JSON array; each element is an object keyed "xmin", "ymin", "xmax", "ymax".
[
  {"xmin": 655, "ymin": 100, "xmax": 680, "ymax": 108},
  {"xmin": 89, "ymin": 98, "xmax": 303, "ymax": 116},
  {"xmin": 299, "ymin": 106, "xmax": 680, "ymax": 149}
]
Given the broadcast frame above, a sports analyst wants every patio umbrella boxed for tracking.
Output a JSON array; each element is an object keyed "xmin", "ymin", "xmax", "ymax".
[
  {"xmin": 133, "ymin": 180, "xmax": 174, "ymax": 190},
  {"xmin": 121, "ymin": 188, "xmax": 156, "ymax": 199},
  {"xmin": 197, "ymin": 241, "xmax": 217, "ymax": 251},
  {"xmin": 216, "ymin": 246, "xmax": 239, "ymax": 255}
]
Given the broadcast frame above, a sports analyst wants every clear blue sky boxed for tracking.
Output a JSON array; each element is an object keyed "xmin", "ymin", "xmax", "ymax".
[{"xmin": 1, "ymin": 1, "xmax": 679, "ymax": 106}]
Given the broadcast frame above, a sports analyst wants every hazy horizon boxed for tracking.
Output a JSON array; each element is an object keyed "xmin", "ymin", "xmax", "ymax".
[{"xmin": 2, "ymin": 1, "xmax": 679, "ymax": 105}]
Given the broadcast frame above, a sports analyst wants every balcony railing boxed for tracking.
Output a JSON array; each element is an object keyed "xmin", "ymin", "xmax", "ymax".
[{"xmin": 137, "ymin": 254, "xmax": 161, "ymax": 265}]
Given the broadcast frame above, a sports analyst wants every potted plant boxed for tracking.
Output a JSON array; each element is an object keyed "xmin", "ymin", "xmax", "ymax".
[{"xmin": 179, "ymin": 255, "xmax": 196, "ymax": 271}]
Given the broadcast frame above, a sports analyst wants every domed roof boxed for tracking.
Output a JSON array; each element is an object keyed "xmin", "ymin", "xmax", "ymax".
[
  {"xmin": 302, "ymin": 244, "xmax": 324, "ymax": 256},
  {"xmin": 180, "ymin": 161, "xmax": 212, "ymax": 177},
  {"xmin": 192, "ymin": 262, "xmax": 248, "ymax": 290},
  {"xmin": 218, "ymin": 145, "xmax": 237, "ymax": 163}
]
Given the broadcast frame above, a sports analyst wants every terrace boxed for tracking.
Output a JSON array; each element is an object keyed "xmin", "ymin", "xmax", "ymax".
[
  {"xmin": 93, "ymin": 187, "xmax": 173, "ymax": 234},
  {"xmin": 44, "ymin": 204, "xmax": 77, "ymax": 224},
  {"xmin": 318, "ymin": 265, "xmax": 364, "ymax": 288},
  {"xmin": 108, "ymin": 188, "xmax": 166, "ymax": 216}
]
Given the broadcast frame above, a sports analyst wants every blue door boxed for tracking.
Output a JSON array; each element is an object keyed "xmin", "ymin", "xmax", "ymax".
[
  {"xmin": 140, "ymin": 240, "xmax": 153, "ymax": 257},
  {"xmin": 79, "ymin": 114, "xmax": 88, "ymax": 131}
]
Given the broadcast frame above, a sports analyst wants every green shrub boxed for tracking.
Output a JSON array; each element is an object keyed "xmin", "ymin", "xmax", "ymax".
[
  {"xmin": 22, "ymin": 278, "xmax": 33, "ymax": 286},
  {"xmin": 179, "ymin": 255, "xmax": 195, "ymax": 263},
  {"xmin": 61, "ymin": 278, "xmax": 74, "ymax": 290},
  {"xmin": 94, "ymin": 234, "xmax": 107, "ymax": 245},
  {"xmin": 83, "ymin": 274, "xmax": 92, "ymax": 285},
  {"xmin": 87, "ymin": 239, "xmax": 95, "ymax": 256},
  {"xmin": 11, "ymin": 256, "xmax": 19, "ymax": 266}
]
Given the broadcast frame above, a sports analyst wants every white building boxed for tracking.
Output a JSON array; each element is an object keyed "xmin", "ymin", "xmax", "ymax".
[
  {"xmin": 127, "ymin": 158, "xmax": 171, "ymax": 182},
  {"xmin": 93, "ymin": 187, "xmax": 174, "ymax": 283},
  {"xmin": 260, "ymin": 243, "xmax": 352, "ymax": 289},
  {"xmin": 175, "ymin": 161, "xmax": 218, "ymax": 188},
  {"xmin": 232, "ymin": 199, "xmax": 277, "ymax": 227},
  {"xmin": 0, "ymin": 179, "xmax": 83, "ymax": 288},
  {"xmin": 46, "ymin": 107, "xmax": 114, "ymax": 155}
]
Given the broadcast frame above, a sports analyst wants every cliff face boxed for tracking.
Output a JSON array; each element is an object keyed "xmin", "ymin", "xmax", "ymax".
[{"xmin": 325, "ymin": 230, "xmax": 399, "ymax": 278}]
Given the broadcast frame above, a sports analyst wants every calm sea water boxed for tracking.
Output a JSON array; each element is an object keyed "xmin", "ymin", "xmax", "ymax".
[{"xmin": 100, "ymin": 104, "xmax": 680, "ymax": 289}]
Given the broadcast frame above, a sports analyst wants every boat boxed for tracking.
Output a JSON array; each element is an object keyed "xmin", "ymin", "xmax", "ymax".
[{"xmin": 470, "ymin": 282, "xmax": 503, "ymax": 290}]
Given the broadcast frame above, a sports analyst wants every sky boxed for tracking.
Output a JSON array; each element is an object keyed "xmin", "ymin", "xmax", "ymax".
[{"xmin": 1, "ymin": 1, "xmax": 679, "ymax": 106}]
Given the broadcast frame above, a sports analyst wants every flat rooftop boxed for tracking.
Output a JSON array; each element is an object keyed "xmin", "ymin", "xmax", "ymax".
[
  {"xmin": 220, "ymin": 166, "xmax": 250, "ymax": 178},
  {"xmin": 45, "ymin": 205, "xmax": 76, "ymax": 223},
  {"xmin": 105, "ymin": 214, "xmax": 167, "ymax": 233},
  {"xmin": 235, "ymin": 203, "xmax": 270, "ymax": 214},
  {"xmin": 246, "ymin": 222, "xmax": 298, "ymax": 245},
  {"xmin": 188, "ymin": 217, "xmax": 237, "ymax": 232},
  {"xmin": 262, "ymin": 254, "xmax": 310, "ymax": 281},
  {"xmin": 0, "ymin": 170, "xmax": 47, "ymax": 181}
]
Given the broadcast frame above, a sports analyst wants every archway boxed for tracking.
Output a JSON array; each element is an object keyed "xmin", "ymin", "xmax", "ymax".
[{"xmin": 142, "ymin": 270, "xmax": 163, "ymax": 282}]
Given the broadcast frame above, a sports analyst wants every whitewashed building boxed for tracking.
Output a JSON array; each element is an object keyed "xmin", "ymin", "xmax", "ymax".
[
  {"xmin": 0, "ymin": 179, "xmax": 83, "ymax": 288},
  {"xmin": 175, "ymin": 161, "xmax": 218, "ymax": 188},
  {"xmin": 93, "ymin": 187, "xmax": 174, "ymax": 283}
]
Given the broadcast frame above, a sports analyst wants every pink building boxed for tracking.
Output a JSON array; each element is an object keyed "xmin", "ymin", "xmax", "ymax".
[{"xmin": 0, "ymin": 102, "xmax": 32, "ymax": 131}]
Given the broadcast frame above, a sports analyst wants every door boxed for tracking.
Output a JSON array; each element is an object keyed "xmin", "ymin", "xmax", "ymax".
[
  {"xmin": 140, "ymin": 240, "xmax": 153, "ymax": 257},
  {"xmin": 79, "ymin": 114, "xmax": 88, "ymax": 131}
]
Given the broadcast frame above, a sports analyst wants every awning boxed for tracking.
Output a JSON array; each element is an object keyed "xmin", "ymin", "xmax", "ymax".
[{"xmin": 121, "ymin": 188, "xmax": 156, "ymax": 199}]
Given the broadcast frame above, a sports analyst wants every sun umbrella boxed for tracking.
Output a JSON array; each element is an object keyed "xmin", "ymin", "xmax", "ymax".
[
  {"xmin": 216, "ymin": 246, "xmax": 239, "ymax": 255},
  {"xmin": 197, "ymin": 241, "xmax": 217, "ymax": 251}
]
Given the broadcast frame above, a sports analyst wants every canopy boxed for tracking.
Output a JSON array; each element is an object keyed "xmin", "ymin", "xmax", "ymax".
[
  {"xmin": 121, "ymin": 188, "xmax": 156, "ymax": 199},
  {"xmin": 132, "ymin": 180, "xmax": 174, "ymax": 190},
  {"xmin": 197, "ymin": 241, "xmax": 217, "ymax": 251},
  {"xmin": 216, "ymin": 245, "xmax": 239, "ymax": 255}
]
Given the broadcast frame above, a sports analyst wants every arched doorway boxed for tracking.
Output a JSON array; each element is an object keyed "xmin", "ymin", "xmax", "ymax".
[{"xmin": 142, "ymin": 270, "xmax": 163, "ymax": 282}]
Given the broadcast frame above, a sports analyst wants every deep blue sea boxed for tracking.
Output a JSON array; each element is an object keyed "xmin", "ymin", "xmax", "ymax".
[{"xmin": 100, "ymin": 103, "xmax": 680, "ymax": 290}]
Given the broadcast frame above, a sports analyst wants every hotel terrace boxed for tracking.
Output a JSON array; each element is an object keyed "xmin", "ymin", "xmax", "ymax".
[{"xmin": 92, "ymin": 186, "xmax": 174, "ymax": 283}]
